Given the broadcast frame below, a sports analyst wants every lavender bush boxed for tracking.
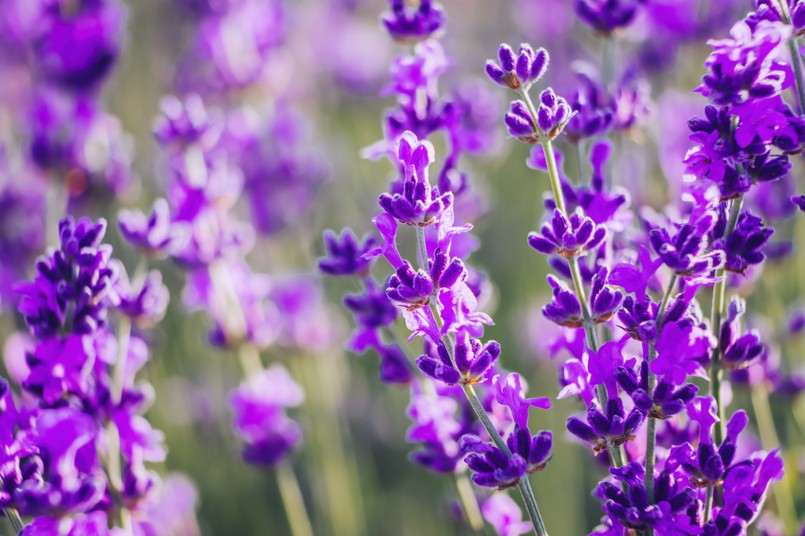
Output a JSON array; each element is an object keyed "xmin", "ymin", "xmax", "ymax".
[{"xmin": 1, "ymin": 0, "xmax": 805, "ymax": 535}]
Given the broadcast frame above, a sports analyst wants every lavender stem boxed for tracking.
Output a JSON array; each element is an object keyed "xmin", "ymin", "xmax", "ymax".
[
  {"xmin": 415, "ymin": 228, "xmax": 549, "ymax": 536},
  {"xmin": 4, "ymin": 508, "xmax": 24, "ymax": 534},
  {"xmin": 454, "ymin": 473, "xmax": 484, "ymax": 532},
  {"xmin": 275, "ymin": 461, "xmax": 315, "ymax": 536}
]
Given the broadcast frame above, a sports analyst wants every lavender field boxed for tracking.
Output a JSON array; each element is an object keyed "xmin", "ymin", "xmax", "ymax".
[{"xmin": 1, "ymin": 0, "xmax": 805, "ymax": 535}]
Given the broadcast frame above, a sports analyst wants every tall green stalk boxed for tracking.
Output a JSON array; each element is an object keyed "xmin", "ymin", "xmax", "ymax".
[{"xmin": 414, "ymin": 227, "xmax": 549, "ymax": 536}]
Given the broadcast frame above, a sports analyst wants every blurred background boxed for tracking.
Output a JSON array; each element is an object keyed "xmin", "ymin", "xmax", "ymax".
[{"xmin": 2, "ymin": 0, "xmax": 805, "ymax": 534}]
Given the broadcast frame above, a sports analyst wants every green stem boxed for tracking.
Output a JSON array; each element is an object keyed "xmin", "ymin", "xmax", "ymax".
[
  {"xmin": 454, "ymin": 473, "xmax": 484, "ymax": 532},
  {"xmin": 644, "ymin": 274, "xmax": 679, "ymax": 528},
  {"xmin": 709, "ymin": 195, "xmax": 744, "ymax": 447},
  {"xmin": 275, "ymin": 462, "xmax": 315, "ymax": 536},
  {"xmin": 538, "ymin": 139, "xmax": 627, "ymax": 470},
  {"xmin": 415, "ymin": 232, "xmax": 548, "ymax": 536},
  {"xmin": 751, "ymin": 386, "xmax": 798, "ymax": 531},
  {"xmin": 776, "ymin": 0, "xmax": 805, "ymax": 113},
  {"xmin": 4, "ymin": 508, "xmax": 24, "ymax": 534}
]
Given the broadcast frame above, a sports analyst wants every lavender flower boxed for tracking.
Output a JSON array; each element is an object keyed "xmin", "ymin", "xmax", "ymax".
[
  {"xmin": 381, "ymin": 0, "xmax": 445, "ymax": 44},
  {"xmin": 574, "ymin": 0, "xmax": 647, "ymax": 34},
  {"xmin": 416, "ymin": 330, "xmax": 500, "ymax": 385},
  {"xmin": 567, "ymin": 398, "xmax": 645, "ymax": 454},
  {"xmin": 229, "ymin": 365, "xmax": 304, "ymax": 466},
  {"xmin": 486, "ymin": 44, "xmax": 549, "ymax": 91},
  {"xmin": 528, "ymin": 208, "xmax": 607, "ymax": 259},
  {"xmin": 318, "ymin": 229, "xmax": 378, "ymax": 277}
]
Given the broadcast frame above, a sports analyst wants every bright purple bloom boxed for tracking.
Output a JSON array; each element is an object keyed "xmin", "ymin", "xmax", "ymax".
[
  {"xmin": 116, "ymin": 270, "xmax": 170, "ymax": 327},
  {"xmin": 617, "ymin": 361, "xmax": 699, "ymax": 419},
  {"xmin": 379, "ymin": 132, "xmax": 453, "ymax": 227},
  {"xmin": 649, "ymin": 211, "xmax": 725, "ymax": 280},
  {"xmin": 344, "ymin": 279, "xmax": 398, "ymax": 331},
  {"xmin": 595, "ymin": 462, "xmax": 698, "ymax": 533},
  {"xmin": 381, "ymin": 0, "xmax": 445, "ymax": 43},
  {"xmin": 386, "ymin": 261, "xmax": 435, "ymax": 311},
  {"xmin": 229, "ymin": 365, "xmax": 304, "ymax": 466},
  {"xmin": 416, "ymin": 330, "xmax": 500, "ymax": 385},
  {"xmin": 713, "ymin": 210, "xmax": 774, "ymax": 274},
  {"xmin": 567, "ymin": 398, "xmax": 645, "ymax": 454},
  {"xmin": 16, "ymin": 217, "xmax": 117, "ymax": 339},
  {"xmin": 535, "ymin": 89, "xmax": 572, "ymax": 139},
  {"xmin": 528, "ymin": 208, "xmax": 607, "ymax": 259},
  {"xmin": 651, "ymin": 320, "xmax": 713, "ymax": 385},
  {"xmin": 485, "ymin": 44, "xmax": 549, "ymax": 91},
  {"xmin": 542, "ymin": 275, "xmax": 583, "ymax": 328},
  {"xmin": 719, "ymin": 297, "xmax": 765, "ymax": 370},
  {"xmin": 698, "ymin": 20, "xmax": 792, "ymax": 105},
  {"xmin": 504, "ymin": 100, "xmax": 539, "ymax": 143},
  {"xmin": 589, "ymin": 268, "xmax": 624, "ymax": 323},
  {"xmin": 318, "ymin": 229, "xmax": 378, "ymax": 277}
]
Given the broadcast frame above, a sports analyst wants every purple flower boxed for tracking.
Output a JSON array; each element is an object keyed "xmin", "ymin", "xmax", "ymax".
[
  {"xmin": 651, "ymin": 320, "xmax": 713, "ymax": 385},
  {"xmin": 381, "ymin": 0, "xmax": 445, "ymax": 44},
  {"xmin": 528, "ymin": 208, "xmax": 607, "ymax": 259},
  {"xmin": 541, "ymin": 275, "xmax": 583, "ymax": 328},
  {"xmin": 229, "ymin": 365, "xmax": 304, "ymax": 466},
  {"xmin": 406, "ymin": 385, "xmax": 472, "ymax": 473},
  {"xmin": 379, "ymin": 132, "xmax": 453, "ymax": 227},
  {"xmin": 649, "ymin": 211, "xmax": 725, "ymax": 280},
  {"xmin": 574, "ymin": 0, "xmax": 647, "ymax": 34},
  {"xmin": 719, "ymin": 297, "xmax": 764, "ymax": 370},
  {"xmin": 595, "ymin": 462, "xmax": 697, "ymax": 533},
  {"xmin": 493, "ymin": 373, "xmax": 551, "ymax": 429},
  {"xmin": 698, "ymin": 20, "xmax": 792, "ymax": 106},
  {"xmin": 504, "ymin": 100, "xmax": 539, "ymax": 143},
  {"xmin": 535, "ymin": 89, "xmax": 572, "ymax": 139},
  {"xmin": 416, "ymin": 330, "xmax": 500, "ymax": 385},
  {"xmin": 118, "ymin": 199, "xmax": 188, "ymax": 258},
  {"xmin": 589, "ymin": 268, "xmax": 624, "ymax": 323},
  {"xmin": 116, "ymin": 270, "xmax": 170, "ymax": 328},
  {"xmin": 486, "ymin": 43, "xmax": 549, "ymax": 91},
  {"xmin": 713, "ymin": 210, "xmax": 774, "ymax": 274},
  {"xmin": 617, "ymin": 361, "xmax": 699, "ymax": 419},
  {"xmin": 567, "ymin": 398, "xmax": 645, "ymax": 454},
  {"xmin": 34, "ymin": 0, "xmax": 126, "ymax": 91},
  {"xmin": 386, "ymin": 261, "xmax": 435, "ymax": 311},
  {"xmin": 318, "ymin": 228, "xmax": 378, "ymax": 277},
  {"xmin": 153, "ymin": 94, "xmax": 220, "ymax": 151},
  {"xmin": 482, "ymin": 494, "xmax": 533, "ymax": 536},
  {"xmin": 16, "ymin": 217, "xmax": 118, "ymax": 339},
  {"xmin": 344, "ymin": 279, "xmax": 398, "ymax": 331}
]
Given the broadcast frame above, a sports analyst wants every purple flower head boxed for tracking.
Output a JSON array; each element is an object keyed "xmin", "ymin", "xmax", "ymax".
[
  {"xmin": 318, "ymin": 228, "xmax": 378, "ymax": 277},
  {"xmin": 667, "ymin": 405, "xmax": 748, "ymax": 487},
  {"xmin": 376, "ymin": 344, "xmax": 414, "ymax": 384},
  {"xmin": 564, "ymin": 69, "xmax": 615, "ymax": 141},
  {"xmin": 229, "ymin": 365, "xmax": 304, "ymax": 467},
  {"xmin": 35, "ymin": 0, "xmax": 126, "ymax": 91},
  {"xmin": 595, "ymin": 462, "xmax": 698, "ymax": 532},
  {"xmin": 535, "ymin": 89, "xmax": 573, "ymax": 140},
  {"xmin": 574, "ymin": 0, "xmax": 647, "ymax": 34},
  {"xmin": 153, "ymin": 94, "xmax": 220, "ymax": 151},
  {"xmin": 589, "ymin": 267, "xmax": 624, "ymax": 324},
  {"xmin": 649, "ymin": 210, "xmax": 725, "ymax": 280},
  {"xmin": 719, "ymin": 297, "xmax": 765, "ymax": 370},
  {"xmin": 15, "ymin": 408, "xmax": 105, "ymax": 517},
  {"xmin": 504, "ymin": 100, "xmax": 539, "ymax": 143},
  {"xmin": 609, "ymin": 246, "xmax": 663, "ymax": 301},
  {"xmin": 406, "ymin": 385, "xmax": 471, "ymax": 473},
  {"xmin": 528, "ymin": 208, "xmax": 607, "ymax": 259},
  {"xmin": 416, "ymin": 330, "xmax": 500, "ymax": 385},
  {"xmin": 486, "ymin": 43, "xmax": 549, "ymax": 91},
  {"xmin": 567, "ymin": 398, "xmax": 645, "ymax": 454},
  {"xmin": 617, "ymin": 361, "xmax": 699, "ymax": 419},
  {"xmin": 116, "ymin": 270, "xmax": 170, "ymax": 328},
  {"xmin": 493, "ymin": 373, "xmax": 551, "ymax": 429},
  {"xmin": 379, "ymin": 132, "xmax": 453, "ymax": 227},
  {"xmin": 461, "ymin": 425, "xmax": 552, "ymax": 489},
  {"xmin": 698, "ymin": 20, "xmax": 792, "ymax": 105},
  {"xmin": 482, "ymin": 494, "xmax": 533, "ymax": 536},
  {"xmin": 381, "ymin": 0, "xmax": 445, "ymax": 44},
  {"xmin": 17, "ymin": 217, "xmax": 118, "ymax": 339},
  {"xmin": 118, "ymin": 198, "xmax": 188, "ymax": 259},
  {"xmin": 344, "ymin": 278, "xmax": 398, "ymax": 330},
  {"xmin": 713, "ymin": 210, "xmax": 773, "ymax": 274},
  {"xmin": 386, "ymin": 261, "xmax": 434, "ymax": 311},
  {"xmin": 651, "ymin": 320, "xmax": 713, "ymax": 385},
  {"xmin": 542, "ymin": 275, "xmax": 583, "ymax": 328}
]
